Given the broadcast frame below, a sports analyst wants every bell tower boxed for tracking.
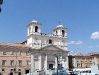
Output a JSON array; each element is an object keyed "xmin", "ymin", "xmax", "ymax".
[
  {"xmin": 27, "ymin": 20, "xmax": 41, "ymax": 36},
  {"xmin": 53, "ymin": 24, "xmax": 67, "ymax": 37},
  {"xmin": 27, "ymin": 20, "xmax": 42, "ymax": 46}
]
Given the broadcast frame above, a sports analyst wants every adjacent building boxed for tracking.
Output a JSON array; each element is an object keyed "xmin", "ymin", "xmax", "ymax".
[
  {"xmin": 68, "ymin": 52, "xmax": 99, "ymax": 71},
  {"xmin": 0, "ymin": 42, "xmax": 31, "ymax": 75}
]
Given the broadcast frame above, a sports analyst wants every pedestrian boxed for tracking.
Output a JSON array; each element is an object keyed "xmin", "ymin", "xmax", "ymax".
[
  {"xmin": 0, "ymin": 73, "xmax": 2, "ymax": 75},
  {"xmin": 9, "ymin": 72, "xmax": 13, "ymax": 75}
]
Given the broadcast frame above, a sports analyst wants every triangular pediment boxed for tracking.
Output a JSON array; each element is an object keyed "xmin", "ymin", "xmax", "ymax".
[{"xmin": 41, "ymin": 45, "xmax": 64, "ymax": 51}]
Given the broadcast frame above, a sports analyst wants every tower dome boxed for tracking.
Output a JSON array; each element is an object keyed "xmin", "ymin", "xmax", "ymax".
[
  {"xmin": 30, "ymin": 20, "xmax": 41, "ymax": 25},
  {"xmin": 56, "ymin": 25, "xmax": 64, "ymax": 28},
  {"xmin": 53, "ymin": 24, "xmax": 67, "ymax": 37},
  {"xmin": 31, "ymin": 20, "xmax": 38, "ymax": 23}
]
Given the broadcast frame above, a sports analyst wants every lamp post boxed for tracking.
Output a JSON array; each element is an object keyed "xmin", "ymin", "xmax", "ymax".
[
  {"xmin": 68, "ymin": 51, "xmax": 75, "ymax": 71},
  {"xmin": 0, "ymin": 0, "xmax": 3, "ymax": 4},
  {"xmin": 29, "ymin": 63, "xmax": 31, "ymax": 75},
  {"xmin": 54, "ymin": 54, "xmax": 59, "ymax": 75}
]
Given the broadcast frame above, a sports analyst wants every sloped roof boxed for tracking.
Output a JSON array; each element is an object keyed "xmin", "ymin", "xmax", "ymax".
[
  {"xmin": 41, "ymin": 44, "xmax": 68, "ymax": 52},
  {"xmin": 75, "ymin": 53, "xmax": 90, "ymax": 57},
  {"xmin": 0, "ymin": 42, "xmax": 30, "ymax": 48},
  {"xmin": 88, "ymin": 52, "xmax": 99, "ymax": 55}
]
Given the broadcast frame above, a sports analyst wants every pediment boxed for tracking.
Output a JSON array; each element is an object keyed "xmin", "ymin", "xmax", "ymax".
[{"xmin": 41, "ymin": 45, "xmax": 64, "ymax": 51}]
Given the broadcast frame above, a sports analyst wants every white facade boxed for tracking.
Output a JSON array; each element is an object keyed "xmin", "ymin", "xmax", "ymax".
[{"xmin": 27, "ymin": 20, "xmax": 68, "ymax": 72}]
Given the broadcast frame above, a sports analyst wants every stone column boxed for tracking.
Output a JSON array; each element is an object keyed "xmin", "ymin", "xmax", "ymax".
[
  {"xmin": 74, "ymin": 58, "xmax": 76, "ymax": 68},
  {"xmin": 62, "ymin": 59, "xmax": 64, "ymax": 68},
  {"xmin": 44, "ymin": 54, "xmax": 47, "ymax": 70},
  {"xmin": 60, "ymin": 55, "xmax": 62, "ymax": 64},
  {"xmin": 39, "ymin": 53, "xmax": 42, "ymax": 70},
  {"xmin": 64, "ymin": 55, "xmax": 68, "ymax": 70},
  {"xmin": 62, "ymin": 55, "xmax": 65, "ymax": 68},
  {"xmin": 55, "ymin": 57, "xmax": 58, "ymax": 69},
  {"xmin": 61, "ymin": 55, "xmax": 64, "ymax": 68},
  {"xmin": 31, "ymin": 53, "xmax": 35, "ymax": 72}
]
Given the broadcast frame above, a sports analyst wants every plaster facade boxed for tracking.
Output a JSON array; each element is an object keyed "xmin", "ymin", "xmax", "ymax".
[
  {"xmin": 0, "ymin": 43, "xmax": 30, "ymax": 75},
  {"xmin": 27, "ymin": 20, "xmax": 68, "ymax": 72}
]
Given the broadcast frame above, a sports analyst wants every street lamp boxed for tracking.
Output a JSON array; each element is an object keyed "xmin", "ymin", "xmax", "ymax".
[
  {"xmin": 29, "ymin": 63, "xmax": 31, "ymax": 74},
  {"xmin": 0, "ymin": 0, "xmax": 3, "ymax": 4},
  {"xmin": 54, "ymin": 54, "xmax": 59, "ymax": 75},
  {"xmin": 68, "ymin": 51, "xmax": 75, "ymax": 71}
]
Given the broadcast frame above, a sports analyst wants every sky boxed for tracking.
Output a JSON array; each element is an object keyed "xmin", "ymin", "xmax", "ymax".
[{"xmin": 0, "ymin": 0, "xmax": 99, "ymax": 54}]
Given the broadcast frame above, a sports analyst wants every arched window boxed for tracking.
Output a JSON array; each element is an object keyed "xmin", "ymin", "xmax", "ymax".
[
  {"xmin": 35, "ymin": 26, "xmax": 38, "ymax": 32},
  {"xmin": 56, "ymin": 31, "xmax": 58, "ymax": 35},
  {"xmin": 62, "ymin": 30, "xmax": 65, "ymax": 37},
  {"xmin": 49, "ymin": 39, "xmax": 52, "ymax": 44}
]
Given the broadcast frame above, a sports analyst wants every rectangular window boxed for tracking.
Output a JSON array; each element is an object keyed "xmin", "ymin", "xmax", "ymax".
[
  {"xmin": 26, "ymin": 51, "xmax": 29, "ymax": 55},
  {"xmin": 90, "ymin": 58, "xmax": 92, "ymax": 60},
  {"xmin": 2, "ymin": 60, "xmax": 6, "ymax": 66},
  {"xmin": 49, "ymin": 39, "xmax": 52, "ymax": 44},
  {"xmin": 10, "ymin": 60, "xmax": 14, "ymax": 66},
  {"xmin": 10, "ymin": 50, "xmax": 14, "ymax": 55},
  {"xmin": 77, "ymin": 63, "xmax": 80, "ymax": 68},
  {"xmin": 26, "ymin": 60, "xmax": 29, "ymax": 66},
  {"xmin": 18, "ymin": 60, "xmax": 22, "ymax": 66},
  {"xmin": 2, "ymin": 50, "xmax": 6, "ymax": 55},
  {"xmin": 18, "ymin": 51, "xmax": 22, "ymax": 55}
]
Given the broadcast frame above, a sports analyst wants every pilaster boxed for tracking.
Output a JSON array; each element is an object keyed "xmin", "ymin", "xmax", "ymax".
[
  {"xmin": 44, "ymin": 54, "xmax": 48, "ymax": 70},
  {"xmin": 31, "ymin": 53, "xmax": 35, "ymax": 72}
]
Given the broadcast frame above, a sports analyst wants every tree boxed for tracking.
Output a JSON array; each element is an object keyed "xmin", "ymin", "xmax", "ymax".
[
  {"xmin": 0, "ymin": 0, "xmax": 3, "ymax": 4},
  {"xmin": 0, "ymin": 0, "xmax": 3, "ymax": 12},
  {"xmin": 0, "ymin": 8, "xmax": 1, "ymax": 12}
]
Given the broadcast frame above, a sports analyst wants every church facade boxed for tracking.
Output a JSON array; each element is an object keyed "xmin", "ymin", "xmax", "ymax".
[{"xmin": 27, "ymin": 20, "xmax": 68, "ymax": 72}]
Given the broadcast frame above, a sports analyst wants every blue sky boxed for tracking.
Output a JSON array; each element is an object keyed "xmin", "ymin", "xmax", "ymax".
[{"xmin": 0, "ymin": 0, "xmax": 99, "ymax": 54}]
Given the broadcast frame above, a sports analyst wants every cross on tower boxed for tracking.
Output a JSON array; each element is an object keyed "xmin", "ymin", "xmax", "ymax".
[{"xmin": 59, "ymin": 21, "xmax": 61, "ymax": 25}]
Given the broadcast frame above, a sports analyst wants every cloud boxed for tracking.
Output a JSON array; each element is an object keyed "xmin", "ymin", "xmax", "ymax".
[
  {"xmin": 76, "ymin": 41, "xmax": 83, "ymax": 45},
  {"xmin": 68, "ymin": 41, "xmax": 75, "ymax": 44},
  {"xmin": 96, "ymin": 45, "xmax": 99, "ymax": 48},
  {"xmin": 91, "ymin": 31, "xmax": 99, "ymax": 39},
  {"xmin": 68, "ymin": 41, "xmax": 83, "ymax": 45},
  {"xmin": 88, "ymin": 46, "xmax": 93, "ymax": 48}
]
